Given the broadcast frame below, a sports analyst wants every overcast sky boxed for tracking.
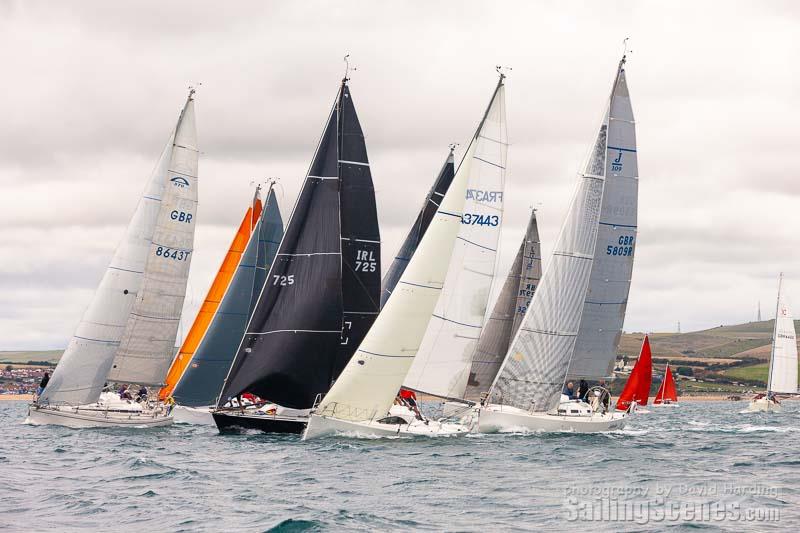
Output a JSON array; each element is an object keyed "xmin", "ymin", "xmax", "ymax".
[{"xmin": 1, "ymin": 1, "xmax": 799, "ymax": 350}]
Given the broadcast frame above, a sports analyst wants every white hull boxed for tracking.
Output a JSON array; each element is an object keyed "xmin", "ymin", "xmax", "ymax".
[
  {"xmin": 652, "ymin": 402, "xmax": 680, "ymax": 407},
  {"xmin": 303, "ymin": 413, "xmax": 470, "ymax": 440},
  {"xmin": 172, "ymin": 405, "xmax": 215, "ymax": 425},
  {"xmin": 476, "ymin": 403, "xmax": 627, "ymax": 433},
  {"xmin": 25, "ymin": 404, "xmax": 173, "ymax": 428},
  {"xmin": 741, "ymin": 397, "xmax": 782, "ymax": 414}
]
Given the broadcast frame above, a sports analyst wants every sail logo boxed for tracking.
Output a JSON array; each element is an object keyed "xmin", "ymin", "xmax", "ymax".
[
  {"xmin": 466, "ymin": 189, "xmax": 503, "ymax": 203},
  {"xmin": 170, "ymin": 176, "xmax": 190, "ymax": 188},
  {"xmin": 611, "ymin": 150, "xmax": 624, "ymax": 172}
]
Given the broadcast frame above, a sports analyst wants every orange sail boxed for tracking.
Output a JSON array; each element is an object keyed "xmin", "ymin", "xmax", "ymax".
[
  {"xmin": 654, "ymin": 362, "xmax": 678, "ymax": 404},
  {"xmin": 159, "ymin": 197, "xmax": 263, "ymax": 400},
  {"xmin": 616, "ymin": 335, "xmax": 653, "ymax": 411}
]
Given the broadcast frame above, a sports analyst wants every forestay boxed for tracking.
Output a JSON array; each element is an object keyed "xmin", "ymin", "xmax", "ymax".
[
  {"xmin": 381, "ymin": 148, "xmax": 456, "ymax": 308},
  {"xmin": 568, "ymin": 65, "xmax": 638, "ymax": 380},
  {"xmin": 464, "ymin": 210, "xmax": 541, "ymax": 402},
  {"xmin": 768, "ymin": 275, "xmax": 798, "ymax": 394},
  {"xmin": 108, "ymin": 97, "xmax": 199, "ymax": 386},
  {"xmin": 403, "ymin": 78, "xmax": 507, "ymax": 399}
]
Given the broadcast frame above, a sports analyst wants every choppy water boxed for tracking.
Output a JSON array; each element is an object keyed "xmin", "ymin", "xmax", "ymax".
[{"xmin": 1, "ymin": 401, "xmax": 799, "ymax": 532}]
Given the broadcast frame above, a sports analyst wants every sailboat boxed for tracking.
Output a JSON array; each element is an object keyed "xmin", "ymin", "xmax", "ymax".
[
  {"xmin": 475, "ymin": 54, "xmax": 636, "ymax": 433},
  {"xmin": 158, "ymin": 184, "xmax": 284, "ymax": 424},
  {"xmin": 27, "ymin": 90, "xmax": 199, "ymax": 428},
  {"xmin": 211, "ymin": 75, "xmax": 381, "ymax": 434},
  {"xmin": 303, "ymin": 73, "xmax": 508, "ymax": 440},
  {"xmin": 743, "ymin": 273, "xmax": 798, "ymax": 413},
  {"xmin": 402, "ymin": 74, "xmax": 507, "ymax": 407},
  {"xmin": 616, "ymin": 335, "xmax": 653, "ymax": 413},
  {"xmin": 653, "ymin": 362, "xmax": 679, "ymax": 406},
  {"xmin": 381, "ymin": 147, "xmax": 456, "ymax": 308}
]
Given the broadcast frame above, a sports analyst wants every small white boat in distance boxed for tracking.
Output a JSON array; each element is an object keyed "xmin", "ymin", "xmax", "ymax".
[{"xmin": 743, "ymin": 273, "xmax": 798, "ymax": 414}]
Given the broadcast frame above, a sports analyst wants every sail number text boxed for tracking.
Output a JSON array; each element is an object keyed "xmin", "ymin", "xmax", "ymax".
[
  {"xmin": 170, "ymin": 210, "xmax": 193, "ymax": 223},
  {"xmin": 355, "ymin": 249, "xmax": 377, "ymax": 273},
  {"xmin": 156, "ymin": 246, "xmax": 191, "ymax": 261},
  {"xmin": 606, "ymin": 235, "xmax": 635, "ymax": 256},
  {"xmin": 273, "ymin": 275, "xmax": 295, "ymax": 286},
  {"xmin": 462, "ymin": 213, "xmax": 500, "ymax": 227}
]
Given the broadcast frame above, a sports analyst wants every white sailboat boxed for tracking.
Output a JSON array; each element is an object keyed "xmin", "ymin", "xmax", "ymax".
[
  {"xmin": 303, "ymin": 74, "xmax": 508, "ymax": 439},
  {"xmin": 475, "ymin": 54, "xmax": 636, "ymax": 433},
  {"xmin": 26, "ymin": 90, "xmax": 199, "ymax": 428},
  {"xmin": 743, "ymin": 273, "xmax": 798, "ymax": 413}
]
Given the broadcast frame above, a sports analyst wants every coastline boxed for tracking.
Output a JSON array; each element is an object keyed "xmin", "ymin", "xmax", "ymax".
[{"xmin": 0, "ymin": 394, "xmax": 33, "ymax": 402}]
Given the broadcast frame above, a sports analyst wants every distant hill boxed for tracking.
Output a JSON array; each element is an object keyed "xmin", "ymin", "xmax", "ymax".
[{"xmin": 0, "ymin": 351, "xmax": 63, "ymax": 365}]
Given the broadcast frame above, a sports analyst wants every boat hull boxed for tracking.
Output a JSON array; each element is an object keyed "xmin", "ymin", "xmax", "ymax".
[
  {"xmin": 25, "ymin": 404, "xmax": 173, "ymax": 428},
  {"xmin": 212, "ymin": 411, "xmax": 307, "ymax": 434},
  {"xmin": 742, "ymin": 397, "xmax": 782, "ymax": 413},
  {"xmin": 476, "ymin": 404, "xmax": 627, "ymax": 433},
  {"xmin": 303, "ymin": 413, "xmax": 471, "ymax": 440},
  {"xmin": 172, "ymin": 405, "xmax": 215, "ymax": 425}
]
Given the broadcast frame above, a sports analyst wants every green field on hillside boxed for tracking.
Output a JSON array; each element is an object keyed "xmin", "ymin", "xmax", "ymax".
[
  {"xmin": 0, "ymin": 351, "xmax": 63, "ymax": 365},
  {"xmin": 724, "ymin": 363, "xmax": 769, "ymax": 382}
]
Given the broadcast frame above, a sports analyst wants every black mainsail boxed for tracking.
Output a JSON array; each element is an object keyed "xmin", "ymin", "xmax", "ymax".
[
  {"xmin": 380, "ymin": 147, "xmax": 456, "ymax": 308},
  {"xmin": 218, "ymin": 79, "xmax": 380, "ymax": 409}
]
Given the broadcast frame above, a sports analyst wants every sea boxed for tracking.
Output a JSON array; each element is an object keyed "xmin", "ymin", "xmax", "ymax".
[{"xmin": 1, "ymin": 400, "xmax": 798, "ymax": 532}]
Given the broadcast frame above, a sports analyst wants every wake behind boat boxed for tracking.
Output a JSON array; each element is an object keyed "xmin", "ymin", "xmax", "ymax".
[{"xmin": 27, "ymin": 90, "xmax": 199, "ymax": 429}]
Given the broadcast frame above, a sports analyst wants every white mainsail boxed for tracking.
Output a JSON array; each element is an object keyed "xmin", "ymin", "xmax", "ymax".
[
  {"xmin": 403, "ymin": 79, "xmax": 507, "ymax": 399},
  {"xmin": 489, "ymin": 58, "xmax": 632, "ymax": 413},
  {"xmin": 768, "ymin": 274, "xmax": 799, "ymax": 394},
  {"xmin": 314, "ymin": 76, "xmax": 505, "ymax": 422},
  {"xmin": 39, "ymin": 135, "xmax": 174, "ymax": 405},
  {"xmin": 107, "ymin": 96, "xmax": 199, "ymax": 386},
  {"xmin": 568, "ymin": 66, "xmax": 638, "ymax": 380}
]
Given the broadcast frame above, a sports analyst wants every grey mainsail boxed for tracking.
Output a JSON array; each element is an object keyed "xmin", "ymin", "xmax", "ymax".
[{"xmin": 464, "ymin": 210, "xmax": 541, "ymax": 401}]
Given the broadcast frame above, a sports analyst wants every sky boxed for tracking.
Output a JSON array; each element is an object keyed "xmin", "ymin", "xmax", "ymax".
[{"xmin": 1, "ymin": 0, "xmax": 799, "ymax": 350}]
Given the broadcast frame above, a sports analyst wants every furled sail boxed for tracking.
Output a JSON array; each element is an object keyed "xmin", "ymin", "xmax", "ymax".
[
  {"xmin": 654, "ymin": 363, "xmax": 678, "ymax": 404},
  {"xmin": 568, "ymin": 64, "xmax": 638, "ymax": 380},
  {"xmin": 160, "ymin": 186, "xmax": 284, "ymax": 405},
  {"xmin": 108, "ymin": 96, "xmax": 199, "ymax": 386},
  {"xmin": 402, "ymin": 77, "xmax": 507, "ymax": 399},
  {"xmin": 464, "ymin": 209, "xmax": 541, "ymax": 402},
  {"xmin": 40, "ymin": 96, "xmax": 193, "ymax": 406},
  {"xmin": 315, "ymin": 75, "xmax": 505, "ymax": 422},
  {"xmin": 767, "ymin": 274, "xmax": 798, "ymax": 394},
  {"xmin": 489, "ymin": 58, "xmax": 633, "ymax": 413},
  {"xmin": 381, "ymin": 148, "xmax": 456, "ymax": 307},
  {"xmin": 217, "ymin": 80, "xmax": 380, "ymax": 409},
  {"xmin": 616, "ymin": 335, "xmax": 652, "ymax": 411}
]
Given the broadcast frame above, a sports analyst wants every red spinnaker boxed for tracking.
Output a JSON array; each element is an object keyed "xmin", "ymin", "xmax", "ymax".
[{"xmin": 616, "ymin": 335, "xmax": 653, "ymax": 411}]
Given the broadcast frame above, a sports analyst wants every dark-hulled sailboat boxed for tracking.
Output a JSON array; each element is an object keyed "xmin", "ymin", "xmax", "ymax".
[
  {"xmin": 212, "ymin": 76, "xmax": 381, "ymax": 434},
  {"xmin": 380, "ymin": 147, "xmax": 455, "ymax": 308}
]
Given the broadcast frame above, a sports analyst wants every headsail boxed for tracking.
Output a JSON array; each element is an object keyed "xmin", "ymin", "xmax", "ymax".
[
  {"xmin": 464, "ymin": 209, "xmax": 541, "ymax": 402},
  {"xmin": 40, "ymin": 96, "xmax": 191, "ymax": 405},
  {"xmin": 217, "ymin": 80, "xmax": 379, "ymax": 409},
  {"xmin": 107, "ymin": 95, "xmax": 199, "ymax": 387},
  {"xmin": 161, "ymin": 186, "xmax": 284, "ymax": 405},
  {"xmin": 654, "ymin": 363, "xmax": 678, "ymax": 404},
  {"xmin": 402, "ymin": 77, "xmax": 507, "ymax": 399},
  {"xmin": 316, "ymin": 75, "xmax": 505, "ymax": 422},
  {"xmin": 381, "ymin": 148, "xmax": 456, "ymax": 307},
  {"xmin": 616, "ymin": 334, "xmax": 652, "ymax": 411},
  {"xmin": 767, "ymin": 274, "xmax": 798, "ymax": 394},
  {"xmin": 568, "ymin": 63, "xmax": 638, "ymax": 380},
  {"xmin": 489, "ymin": 57, "xmax": 633, "ymax": 413}
]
